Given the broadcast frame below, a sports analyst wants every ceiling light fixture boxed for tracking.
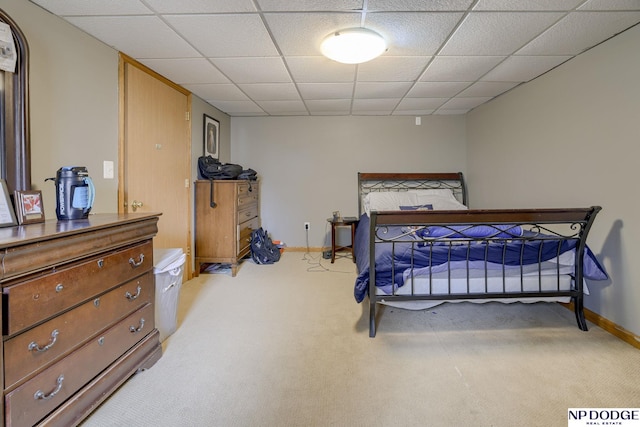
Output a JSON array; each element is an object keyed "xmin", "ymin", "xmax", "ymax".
[{"xmin": 320, "ymin": 28, "xmax": 386, "ymax": 64}]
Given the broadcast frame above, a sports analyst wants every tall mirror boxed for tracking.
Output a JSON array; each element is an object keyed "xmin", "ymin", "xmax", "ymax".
[{"xmin": 1, "ymin": 8, "xmax": 30, "ymax": 194}]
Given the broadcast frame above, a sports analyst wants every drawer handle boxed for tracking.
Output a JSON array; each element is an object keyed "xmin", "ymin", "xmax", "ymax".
[
  {"xmin": 55, "ymin": 284, "xmax": 64, "ymax": 293},
  {"xmin": 97, "ymin": 259, "xmax": 104, "ymax": 268},
  {"xmin": 129, "ymin": 318, "xmax": 145, "ymax": 333},
  {"xmin": 28, "ymin": 329, "xmax": 59, "ymax": 353},
  {"xmin": 34, "ymin": 375, "xmax": 64, "ymax": 401},
  {"xmin": 129, "ymin": 254, "xmax": 145, "ymax": 268},
  {"xmin": 125, "ymin": 285, "xmax": 142, "ymax": 301}
]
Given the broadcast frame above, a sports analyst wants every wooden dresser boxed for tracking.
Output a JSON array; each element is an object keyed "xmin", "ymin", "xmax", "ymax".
[
  {"xmin": 194, "ymin": 180, "xmax": 260, "ymax": 276},
  {"xmin": 0, "ymin": 213, "xmax": 162, "ymax": 426}
]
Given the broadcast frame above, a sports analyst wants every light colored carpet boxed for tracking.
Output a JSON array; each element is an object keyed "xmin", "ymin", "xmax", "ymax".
[{"xmin": 81, "ymin": 252, "xmax": 640, "ymax": 427}]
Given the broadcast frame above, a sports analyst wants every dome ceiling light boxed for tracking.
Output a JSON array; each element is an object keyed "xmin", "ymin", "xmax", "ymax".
[{"xmin": 320, "ymin": 28, "xmax": 387, "ymax": 64}]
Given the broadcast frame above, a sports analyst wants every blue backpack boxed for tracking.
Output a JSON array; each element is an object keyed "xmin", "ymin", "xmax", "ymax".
[{"xmin": 250, "ymin": 228, "xmax": 281, "ymax": 265}]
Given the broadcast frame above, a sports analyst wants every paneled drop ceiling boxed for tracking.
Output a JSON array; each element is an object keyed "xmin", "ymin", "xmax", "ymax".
[{"xmin": 30, "ymin": 0, "xmax": 640, "ymax": 116}]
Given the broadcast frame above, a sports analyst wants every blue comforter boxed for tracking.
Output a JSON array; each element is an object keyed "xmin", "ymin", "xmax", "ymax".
[{"xmin": 353, "ymin": 214, "xmax": 608, "ymax": 303}]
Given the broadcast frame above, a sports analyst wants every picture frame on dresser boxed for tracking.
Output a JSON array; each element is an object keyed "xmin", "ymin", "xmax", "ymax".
[
  {"xmin": 204, "ymin": 114, "xmax": 219, "ymax": 159},
  {"xmin": 0, "ymin": 179, "xmax": 18, "ymax": 227},
  {"xmin": 14, "ymin": 189, "xmax": 45, "ymax": 224}
]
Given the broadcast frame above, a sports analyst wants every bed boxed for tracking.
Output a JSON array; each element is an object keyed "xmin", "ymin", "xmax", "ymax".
[{"xmin": 353, "ymin": 172, "xmax": 608, "ymax": 337}]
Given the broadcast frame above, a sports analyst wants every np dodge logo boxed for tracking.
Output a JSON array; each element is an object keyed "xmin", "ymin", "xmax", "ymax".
[{"xmin": 569, "ymin": 409, "xmax": 640, "ymax": 426}]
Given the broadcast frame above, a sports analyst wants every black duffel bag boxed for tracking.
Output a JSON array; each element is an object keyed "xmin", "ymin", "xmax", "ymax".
[
  {"xmin": 198, "ymin": 155, "xmax": 243, "ymax": 180},
  {"xmin": 238, "ymin": 168, "xmax": 258, "ymax": 180}
]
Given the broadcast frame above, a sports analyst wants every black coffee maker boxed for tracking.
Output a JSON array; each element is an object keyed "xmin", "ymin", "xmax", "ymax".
[{"xmin": 46, "ymin": 166, "xmax": 95, "ymax": 220}]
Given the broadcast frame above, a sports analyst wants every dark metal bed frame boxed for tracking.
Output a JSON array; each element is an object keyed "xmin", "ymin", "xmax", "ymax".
[{"xmin": 357, "ymin": 172, "xmax": 602, "ymax": 337}]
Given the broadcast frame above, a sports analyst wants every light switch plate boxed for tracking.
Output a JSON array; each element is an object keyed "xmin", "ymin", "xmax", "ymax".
[{"xmin": 103, "ymin": 160, "xmax": 114, "ymax": 179}]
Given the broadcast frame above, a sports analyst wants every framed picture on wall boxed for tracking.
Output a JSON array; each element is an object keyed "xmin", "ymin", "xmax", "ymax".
[
  {"xmin": 0, "ymin": 179, "xmax": 18, "ymax": 227},
  {"xmin": 203, "ymin": 114, "xmax": 219, "ymax": 159},
  {"xmin": 14, "ymin": 190, "xmax": 45, "ymax": 224}
]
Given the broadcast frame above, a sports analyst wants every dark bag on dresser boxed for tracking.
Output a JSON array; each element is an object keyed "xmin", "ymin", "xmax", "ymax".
[
  {"xmin": 198, "ymin": 156, "xmax": 245, "ymax": 208},
  {"xmin": 238, "ymin": 168, "xmax": 258, "ymax": 180},
  {"xmin": 250, "ymin": 227, "xmax": 281, "ymax": 265},
  {"xmin": 198, "ymin": 155, "xmax": 243, "ymax": 180}
]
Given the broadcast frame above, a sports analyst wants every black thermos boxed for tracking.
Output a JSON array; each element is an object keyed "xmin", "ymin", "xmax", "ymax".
[{"xmin": 45, "ymin": 166, "xmax": 95, "ymax": 220}]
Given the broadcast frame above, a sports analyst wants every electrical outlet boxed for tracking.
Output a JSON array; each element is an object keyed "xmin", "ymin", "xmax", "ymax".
[{"xmin": 304, "ymin": 222, "xmax": 310, "ymax": 230}]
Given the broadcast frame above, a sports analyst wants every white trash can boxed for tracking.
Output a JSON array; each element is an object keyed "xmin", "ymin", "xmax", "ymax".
[{"xmin": 153, "ymin": 248, "xmax": 186, "ymax": 342}]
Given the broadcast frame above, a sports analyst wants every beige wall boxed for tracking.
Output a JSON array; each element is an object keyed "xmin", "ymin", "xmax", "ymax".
[
  {"xmin": 467, "ymin": 24, "xmax": 640, "ymax": 335},
  {"xmin": 2, "ymin": 0, "xmax": 119, "ymax": 218},
  {"xmin": 232, "ymin": 115, "xmax": 467, "ymax": 249}
]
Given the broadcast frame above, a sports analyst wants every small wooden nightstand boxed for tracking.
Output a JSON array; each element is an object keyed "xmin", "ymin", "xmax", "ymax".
[{"xmin": 327, "ymin": 217, "xmax": 358, "ymax": 263}]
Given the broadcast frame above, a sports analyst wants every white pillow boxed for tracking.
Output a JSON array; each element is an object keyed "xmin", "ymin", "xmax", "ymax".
[
  {"xmin": 412, "ymin": 190, "xmax": 467, "ymax": 210},
  {"xmin": 364, "ymin": 191, "xmax": 419, "ymax": 215},
  {"xmin": 410, "ymin": 189, "xmax": 455, "ymax": 198},
  {"xmin": 364, "ymin": 190, "xmax": 467, "ymax": 215},
  {"xmin": 415, "ymin": 194, "xmax": 468, "ymax": 210}
]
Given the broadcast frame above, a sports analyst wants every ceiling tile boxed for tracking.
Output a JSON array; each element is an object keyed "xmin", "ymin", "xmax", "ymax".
[
  {"xmin": 208, "ymin": 101, "xmax": 266, "ymax": 115},
  {"xmin": 420, "ymin": 56, "xmax": 505, "ymax": 81},
  {"xmin": 65, "ymin": 16, "xmax": 199, "ymax": 58},
  {"xmin": 286, "ymin": 57, "xmax": 356, "ymax": 83},
  {"xmin": 392, "ymin": 109, "xmax": 436, "ymax": 115},
  {"xmin": 396, "ymin": 98, "xmax": 449, "ymax": 110},
  {"xmin": 211, "ymin": 58, "xmax": 291, "ymax": 84},
  {"xmin": 457, "ymin": 81, "xmax": 519, "ymax": 97},
  {"xmin": 165, "ymin": 14, "xmax": 279, "ymax": 57},
  {"xmin": 406, "ymin": 82, "xmax": 471, "ymax": 98},
  {"xmin": 139, "ymin": 59, "xmax": 230, "ymax": 84},
  {"xmin": 144, "ymin": 0, "xmax": 256, "ymax": 13},
  {"xmin": 355, "ymin": 82, "xmax": 413, "ymax": 98},
  {"xmin": 352, "ymin": 98, "xmax": 400, "ymax": 112},
  {"xmin": 367, "ymin": 0, "xmax": 474, "ymax": 11},
  {"xmin": 439, "ymin": 97, "xmax": 493, "ymax": 110},
  {"xmin": 257, "ymin": 0, "xmax": 364, "ymax": 11},
  {"xmin": 579, "ymin": 0, "xmax": 640, "ymax": 10},
  {"xmin": 434, "ymin": 109, "xmax": 470, "ymax": 114},
  {"xmin": 306, "ymin": 99, "xmax": 352, "ymax": 114},
  {"xmin": 357, "ymin": 57, "xmax": 431, "ymax": 82},
  {"xmin": 31, "ymin": 0, "xmax": 152, "ymax": 15},
  {"xmin": 297, "ymin": 83, "xmax": 354, "ymax": 99},
  {"xmin": 256, "ymin": 100, "xmax": 309, "ymax": 115},
  {"xmin": 518, "ymin": 11, "xmax": 640, "ymax": 55},
  {"xmin": 238, "ymin": 84, "xmax": 301, "ymax": 101},
  {"xmin": 473, "ymin": 0, "xmax": 584, "ymax": 11},
  {"xmin": 363, "ymin": 12, "xmax": 464, "ymax": 56},
  {"xmin": 182, "ymin": 84, "xmax": 249, "ymax": 101},
  {"xmin": 265, "ymin": 12, "xmax": 360, "ymax": 56},
  {"xmin": 440, "ymin": 12, "xmax": 564, "ymax": 55},
  {"xmin": 481, "ymin": 55, "xmax": 571, "ymax": 82}
]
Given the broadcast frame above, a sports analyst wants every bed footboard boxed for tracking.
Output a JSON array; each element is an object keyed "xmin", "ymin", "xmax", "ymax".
[{"xmin": 366, "ymin": 207, "xmax": 604, "ymax": 337}]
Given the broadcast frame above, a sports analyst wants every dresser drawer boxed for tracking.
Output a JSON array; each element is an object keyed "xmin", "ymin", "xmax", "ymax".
[
  {"xmin": 237, "ymin": 181, "xmax": 258, "ymax": 198},
  {"xmin": 3, "ymin": 272, "xmax": 154, "ymax": 389},
  {"xmin": 237, "ymin": 205, "xmax": 258, "ymax": 224},
  {"xmin": 238, "ymin": 217, "xmax": 260, "ymax": 256},
  {"xmin": 3, "ymin": 241, "xmax": 153, "ymax": 336},
  {"xmin": 4, "ymin": 303, "xmax": 154, "ymax": 427},
  {"xmin": 237, "ymin": 190, "xmax": 258, "ymax": 209}
]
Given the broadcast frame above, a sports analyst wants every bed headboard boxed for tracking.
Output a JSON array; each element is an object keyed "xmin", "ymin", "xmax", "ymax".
[{"xmin": 357, "ymin": 172, "xmax": 467, "ymax": 216}]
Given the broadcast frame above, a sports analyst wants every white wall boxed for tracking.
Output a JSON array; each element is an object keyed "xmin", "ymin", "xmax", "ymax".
[
  {"xmin": 467, "ymin": 24, "xmax": 640, "ymax": 335},
  {"xmin": 232, "ymin": 115, "xmax": 466, "ymax": 249}
]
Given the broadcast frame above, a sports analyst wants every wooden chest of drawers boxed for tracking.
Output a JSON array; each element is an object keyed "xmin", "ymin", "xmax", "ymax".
[
  {"xmin": 0, "ymin": 213, "xmax": 162, "ymax": 426},
  {"xmin": 194, "ymin": 180, "xmax": 260, "ymax": 276}
]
